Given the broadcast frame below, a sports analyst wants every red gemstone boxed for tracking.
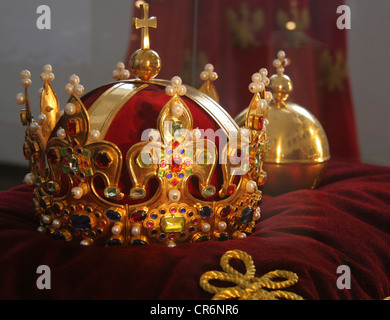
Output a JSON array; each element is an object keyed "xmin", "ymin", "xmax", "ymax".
[
  {"xmin": 30, "ymin": 142, "xmax": 37, "ymax": 154},
  {"xmin": 67, "ymin": 120, "xmax": 78, "ymax": 136},
  {"xmin": 257, "ymin": 116, "xmax": 264, "ymax": 131},
  {"xmin": 83, "ymin": 160, "xmax": 90, "ymax": 167},
  {"xmin": 172, "ymin": 141, "xmax": 180, "ymax": 149},
  {"xmin": 131, "ymin": 210, "xmax": 147, "ymax": 222},
  {"xmin": 171, "ymin": 179, "xmax": 179, "ymax": 186},
  {"xmin": 74, "ymin": 178, "xmax": 82, "ymax": 186},
  {"xmin": 95, "ymin": 152, "xmax": 111, "ymax": 168},
  {"xmin": 47, "ymin": 149, "xmax": 58, "ymax": 163},
  {"xmin": 227, "ymin": 185, "xmax": 236, "ymax": 195},
  {"xmin": 23, "ymin": 143, "xmax": 30, "ymax": 159},
  {"xmin": 171, "ymin": 157, "xmax": 182, "ymax": 172},
  {"xmin": 220, "ymin": 205, "xmax": 232, "ymax": 218}
]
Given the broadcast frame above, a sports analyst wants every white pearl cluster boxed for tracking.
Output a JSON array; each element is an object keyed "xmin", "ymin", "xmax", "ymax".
[
  {"xmin": 64, "ymin": 102, "xmax": 76, "ymax": 115},
  {"xmin": 200, "ymin": 64, "xmax": 218, "ymax": 82},
  {"xmin": 253, "ymin": 207, "xmax": 261, "ymax": 221},
  {"xmin": 112, "ymin": 62, "xmax": 130, "ymax": 80},
  {"xmin": 273, "ymin": 50, "xmax": 291, "ymax": 75},
  {"xmin": 20, "ymin": 69, "xmax": 32, "ymax": 88},
  {"xmin": 165, "ymin": 76, "xmax": 186, "ymax": 96},
  {"xmin": 40, "ymin": 64, "xmax": 55, "ymax": 83},
  {"xmin": 112, "ymin": 222, "xmax": 123, "ymax": 235},
  {"xmin": 65, "ymin": 74, "xmax": 85, "ymax": 96},
  {"xmin": 246, "ymin": 180, "xmax": 258, "ymax": 193},
  {"xmin": 71, "ymin": 186, "xmax": 84, "ymax": 199},
  {"xmin": 15, "ymin": 70, "xmax": 32, "ymax": 105},
  {"xmin": 249, "ymin": 68, "xmax": 273, "ymax": 105},
  {"xmin": 23, "ymin": 172, "xmax": 36, "ymax": 186},
  {"xmin": 56, "ymin": 127, "xmax": 66, "ymax": 139},
  {"xmin": 171, "ymin": 103, "xmax": 184, "ymax": 117},
  {"xmin": 89, "ymin": 129, "xmax": 101, "ymax": 141},
  {"xmin": 30, "ymin": 120, "xmax": 40, "ymax": 133},
  {"xmin": 168, "ymin": 189, "xmax": 181, "ymax": 202}
]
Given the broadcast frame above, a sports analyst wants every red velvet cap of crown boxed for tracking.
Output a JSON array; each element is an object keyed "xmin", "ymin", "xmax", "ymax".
[{"xmin": 81, "ymin": 81, "xmax": 229, "ymax": 205}]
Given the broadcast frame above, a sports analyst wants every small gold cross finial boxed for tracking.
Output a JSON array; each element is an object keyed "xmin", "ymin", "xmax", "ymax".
[{"xmin": 133, "ymin": 3, "xmax": 157, "ymax": 50}]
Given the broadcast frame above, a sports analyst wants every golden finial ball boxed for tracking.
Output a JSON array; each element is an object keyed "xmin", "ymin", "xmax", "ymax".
[
  {"xmin": 129, "ymin": 48, "xmax": 162, "ymax": 81},
  {"xmin": 268, "ymin": 74, "xmax": 293, "ymax": 104}
]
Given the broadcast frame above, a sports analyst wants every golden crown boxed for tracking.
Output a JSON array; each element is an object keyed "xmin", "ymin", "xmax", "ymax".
[{"xmin": 16, "ymin": 3, "xmax": 272, "ymax": 247}]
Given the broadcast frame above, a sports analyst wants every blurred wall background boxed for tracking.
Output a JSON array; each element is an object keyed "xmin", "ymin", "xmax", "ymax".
[{"xmin": 0, "ymin": 0, "xmax": 388, "ymax": 189}]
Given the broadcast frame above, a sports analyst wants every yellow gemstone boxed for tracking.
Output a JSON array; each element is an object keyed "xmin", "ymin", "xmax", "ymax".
[{"xmin": 161, "ymin": 216, "xmax": 186, "ymax": 233}]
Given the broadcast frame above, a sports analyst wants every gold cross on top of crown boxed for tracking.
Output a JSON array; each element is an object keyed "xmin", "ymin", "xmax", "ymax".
[{"xmin": 133, "ymin": 3, "xmax": 157, "ymax": 49}]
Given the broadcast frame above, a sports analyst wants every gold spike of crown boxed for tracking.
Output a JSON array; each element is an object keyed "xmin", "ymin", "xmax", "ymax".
[{"xmin": 16, "ymin": 3, "xmax": 272, "ymax": 247}]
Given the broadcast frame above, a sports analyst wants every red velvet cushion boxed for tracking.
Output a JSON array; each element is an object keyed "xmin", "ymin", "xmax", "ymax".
[{"xmin": 0, "ymin": 160, "xmax": 389, "ymax": 300}]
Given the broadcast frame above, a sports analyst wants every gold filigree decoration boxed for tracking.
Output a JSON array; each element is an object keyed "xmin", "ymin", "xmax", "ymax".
[
  {"xmin": 319, "ymin": 49, "xmax": 348, "ymax": 92},
  {"xmin": 227, "ymin": 3, "xmax": 265, "ymax": 49},
  {"xmin": 200, "ymin": 250, "xmax": 304, "ymax": 300}
]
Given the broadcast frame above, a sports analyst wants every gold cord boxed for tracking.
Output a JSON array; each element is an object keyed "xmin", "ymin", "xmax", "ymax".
[{"xmin": 200, "ymin": 250, "xmax": 304, "ymax": 300}]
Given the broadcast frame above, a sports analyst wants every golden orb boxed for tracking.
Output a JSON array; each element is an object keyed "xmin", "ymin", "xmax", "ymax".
[
  {"xmin": 129, "ymin": 48, "xmax": 162, "ymax": 81},
  {"xmin": 235, "ymin": 52, "xmax": 330, "ymax": 196}
]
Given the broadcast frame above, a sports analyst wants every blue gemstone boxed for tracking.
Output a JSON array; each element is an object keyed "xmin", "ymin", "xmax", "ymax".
[
  {"xmin": 179, "ymin": 173, "xmax": 184, "ymax": 178},
  {"xmin": 189, "ymin": 227, "xmax": 195, "ymax": 232},
  {"xmin": 168, "ymin": 149, "xmax": 173, "ymax": 155},
  {"xmin": 52, "ymin": 232, "xmax": 66, "ymax": 240},
  {"xmin": 106, "ymin": 238, "xmax": 122, "ymax": 246},
  {"xmin": 218, "ymin": 233, "xmax": 229, "ymax": 241},
  {"xmin": 79, "ymin": 173, "xmax": 84, "ymax": 178},
  {"xmin": 151, "ymin": 214, "xmax": 157, "ymax": 219},
  {"xmin": 180, "ymin": 208, "xmax": 186, "ymax": 214},
  {"xmin": 132, "ymin": 239, "xmax": 148, "ymax": 245},
  {"xmin": 180, "ymin": 149, "xmax": 184, "ymax": 154},
  {"xmin": 196, "ymin": 235, "xmax": 209, "ymax": 242},
  {"xmin": 167, "ymin": 173, "xmax": 172, "ymax": 179},
  {"xmin": 200, "ymin": 206, "xmax": 213, "ymax": 218},
  {"xmin": 39, "ymin": 198, "xmax": 47, "ymax": 209},
  {"xmin": 160, "ymin": 234, "xmax": 166, "ymax": 239},
  {"xmin": 240, "ymin": 207, "xmax": 254, "ymax": 224},
  {"xmin": 71, "ymin": 214, "xmax": 91, "ymax": 230},
  {"xmin": 106, "ymin": 210, "xmax": 121, "ymax": 222}
]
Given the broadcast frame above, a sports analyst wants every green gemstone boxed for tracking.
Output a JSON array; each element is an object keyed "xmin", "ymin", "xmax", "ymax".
[
  {"xmin": 186, "ymin": 168, "xmax": 193, "ymax": 175},
  {"xmin": 161, "ymin": 216, "xmax": 186, "ymax": 233},
  {"xmin": 255, "ymin": 151, "xmax": 262, "ymax": 167},
  {"xmin": 62, "ymin": 166, "xmax": 70, "ymax": 174},
  {"xmin": 158, "ymin": 170, "xmax": 165, "ymax": 177},
  {"xmin": 69, "ymin": 155, "xmax": 79, "ymax": 171},
  {"xmin": 85, "ymin": 169, "xmax": 92, "ymax": 176},
  {"xmin": 130, "ymin": 188, "xmax": 146, "ymax": 199},
  {"xmin": 104, "ymin": 187, "xmax": 120, "ymax": 198},
  {"xmin": 60, "ymin": 149, "xmax": 67, "ymax": 156},
  {"xmin": 47, "ymin": 181, "xmax": 58, "ymax": 193},
  {"xmin": 35, "ymin": 177, "xmax": 43, "ymax": 187},
  {"xmin": 83, "ymin": 150, "xmax": 90, "ymax": 158},
  {"xmin": 136, "ymin": 152, "xmax": 153, "ymax": 168},
  {"xmin": 202, "ymin": 185, "xmax": 216, "ymax": 197},
  {"xmin": 172, "ymin": 121, "xmax": 183, "ymax": 138}
]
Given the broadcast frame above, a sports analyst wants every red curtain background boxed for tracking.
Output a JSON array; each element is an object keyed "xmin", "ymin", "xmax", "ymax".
[{"xmin": 126, "ymin": 0, "xmax": 360, "ymax": 162}]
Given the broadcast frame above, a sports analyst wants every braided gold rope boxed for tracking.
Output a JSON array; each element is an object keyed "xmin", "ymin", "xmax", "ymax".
[{"xmin": 200, "ymin": 250, "xmax": 304, "ymax": 300}]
